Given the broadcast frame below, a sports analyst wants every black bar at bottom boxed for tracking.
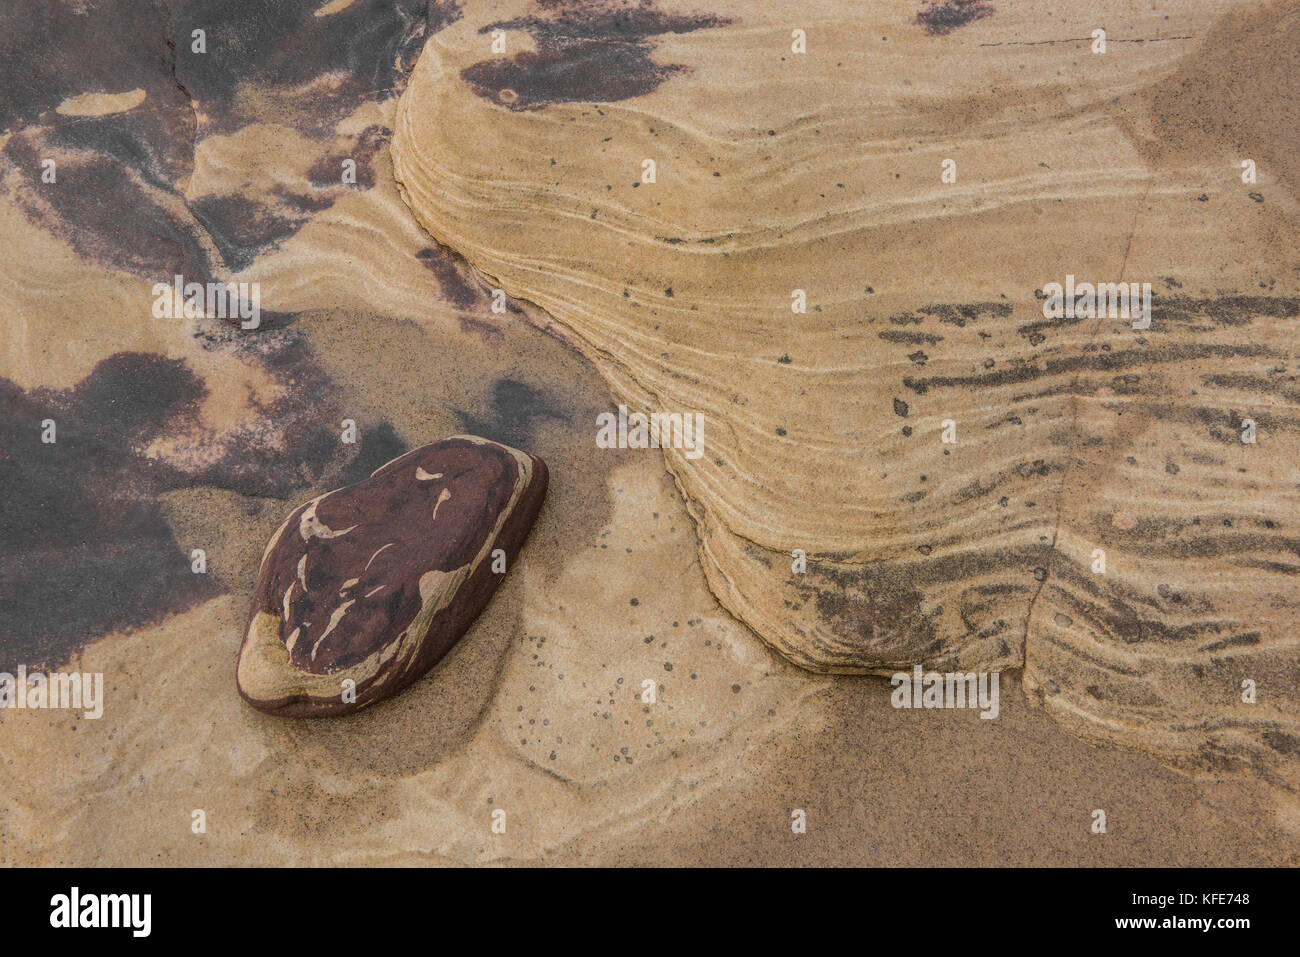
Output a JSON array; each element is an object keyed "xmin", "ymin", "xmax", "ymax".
[{"xmin": 0, "ymin": 866, "xmax": 1283, "ymax": 943}]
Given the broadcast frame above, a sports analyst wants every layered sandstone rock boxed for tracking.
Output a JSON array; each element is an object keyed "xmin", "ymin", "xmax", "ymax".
[
  {"xmin": 392, "ymin": 0, "xmax": 1300, "ymax": 790},
  {"xmin": 238, "ymin": 437, "xmax": 548, "ymax": 717}
]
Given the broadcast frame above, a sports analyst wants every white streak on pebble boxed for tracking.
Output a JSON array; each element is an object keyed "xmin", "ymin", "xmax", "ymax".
[
  {"xmin": 299, "ymin": 499, "xmax": 357, "ymax": 541},
  {"xmin": 363, "ymin": 543, "xmax": 394, "ymax": 571},
  {"xmin": 313, "ymin": 0, "xmax": 356, "ymax": 17},
  {"xmin": 310, "ymin": 599, "xmax": 356, "ymax": 661},
  {"xmin": 431, "ymin": 487, "xmax": 452, "ymax": 521}
]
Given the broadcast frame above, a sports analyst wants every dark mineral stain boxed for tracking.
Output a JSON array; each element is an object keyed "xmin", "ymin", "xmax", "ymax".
[
  {"xmin": 460, "ymin": 1, "xmax": 732, "ymax": 111},
  {"xmin": 0, "ymin": 327, "xmax": 410, "ymax": 670},
  {"xmin": 5, "ymin": 137, "xmax": 215, "ymax": 282},
  {"xmin": 194, "ymin": 124, "xmax": 391, "ymax": 270},
  {"xmin": 0, "ymin": 1, "xmax": 437, "ymax": 281},
  {"xmin": 172, "ymin": 0, "xmax": 433, "ymax": 135},
  {"xmin": 416, "ymin": 245, "xmax": 483, "ymax": 309},
  {"xmin": 305, "ymin": 127, "xmax": 386, "ymax": 188},
  {"xmin": 877, "ymin": 330, "xmax": 944, "ymax": 346},
  {"xmin": 1152, "ymin": 294, "xmax": 1300, "ymax": 327},
  {"xmin": 914, "ymin": 0, "xmax": 995, "ymax": 37},
  {"xmin": 0, "ymin": 0, "xmax": 176, "ymax": 133},
  {"xmin": 1262, "ymin": 730, "xmax": 1300, "ymax": 756},
  {"xmin": 429, "ymin": 0, "xmax": 464, "ymax": 34},
  {"xmin": 805, "ymin": 564, "xmax": 941, "ymax": 664},
  {"xmin": 334, "ymin": 423, "xmax": 410, "ymax": 487},
  {"xmin": 1198, "ymin": 631, "xmax": 1261, "ymax": 653},
  {"xmin": 902, "ymin": 340, "xmax": 1279, "ymax": 396},
  {"xmin": 457, "ymin": 314, "xmax": 508, "ymax": 342},
  {"xmin": 799, "ymin": 545, "xmax": 1052, "ymax": 666},
  {"xmin": 0, "ymin": 353, "xmax": 223, "ymax": 672},
  {"xmin": 919, "ymin": 301, "xmax": 1012, "ymax": 325},
  {"xmin": 1135, "ymin": 2, "xmax": 1300, "ymax": 191},
  {"xmin": 188, "ymin": 194, "xmax": 301, "ymax": 274},
  {"xmin": 889, "ymin": 302, "xmax": 1011, "ymax": 335},
  {"xmin": 182, "ymin": 325, "xmax": 344, "ymax": 498},
  {"xmin": 1201, "ymin": 372, "xmax": 1300, "ymax": 405},
  {"xmin": 2, "ymin": 2, "xmax": 195, "ymax": 278},
  {"xmin": 41, "ymin": 95, "xmax": 195, "ymax": 194},
  {"xmin": 459, "ymin": 379, "xmax": 570, "ymax": 448}
]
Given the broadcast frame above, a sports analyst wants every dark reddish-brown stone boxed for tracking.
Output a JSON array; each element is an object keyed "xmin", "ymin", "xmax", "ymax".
[{"xmin": 237, "ymin": 435, "xmax": 547, "ymax": 717}]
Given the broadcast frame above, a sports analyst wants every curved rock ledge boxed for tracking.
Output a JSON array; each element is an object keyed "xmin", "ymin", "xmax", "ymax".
[{"xmin": 392, "ymin": 0, "xmax": 1300, "ymax": 791}]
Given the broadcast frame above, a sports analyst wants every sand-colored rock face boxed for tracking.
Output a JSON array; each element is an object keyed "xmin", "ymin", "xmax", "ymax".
[
  {"xmin": 392, "ymin": 0, "xmax": 1300, "ymax": 790},
  {"xmin": 0, "ymin": 0, "xmax": 832, "ymax": 864},
  {"xmin": 3, "ymin": 0, "xmax": 1300, "ymax": 867}
]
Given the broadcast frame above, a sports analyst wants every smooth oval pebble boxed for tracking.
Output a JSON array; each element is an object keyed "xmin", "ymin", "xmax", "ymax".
[{"xmin": 237, "ymin": 435, "xmax": 548, "ymax": 717}]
